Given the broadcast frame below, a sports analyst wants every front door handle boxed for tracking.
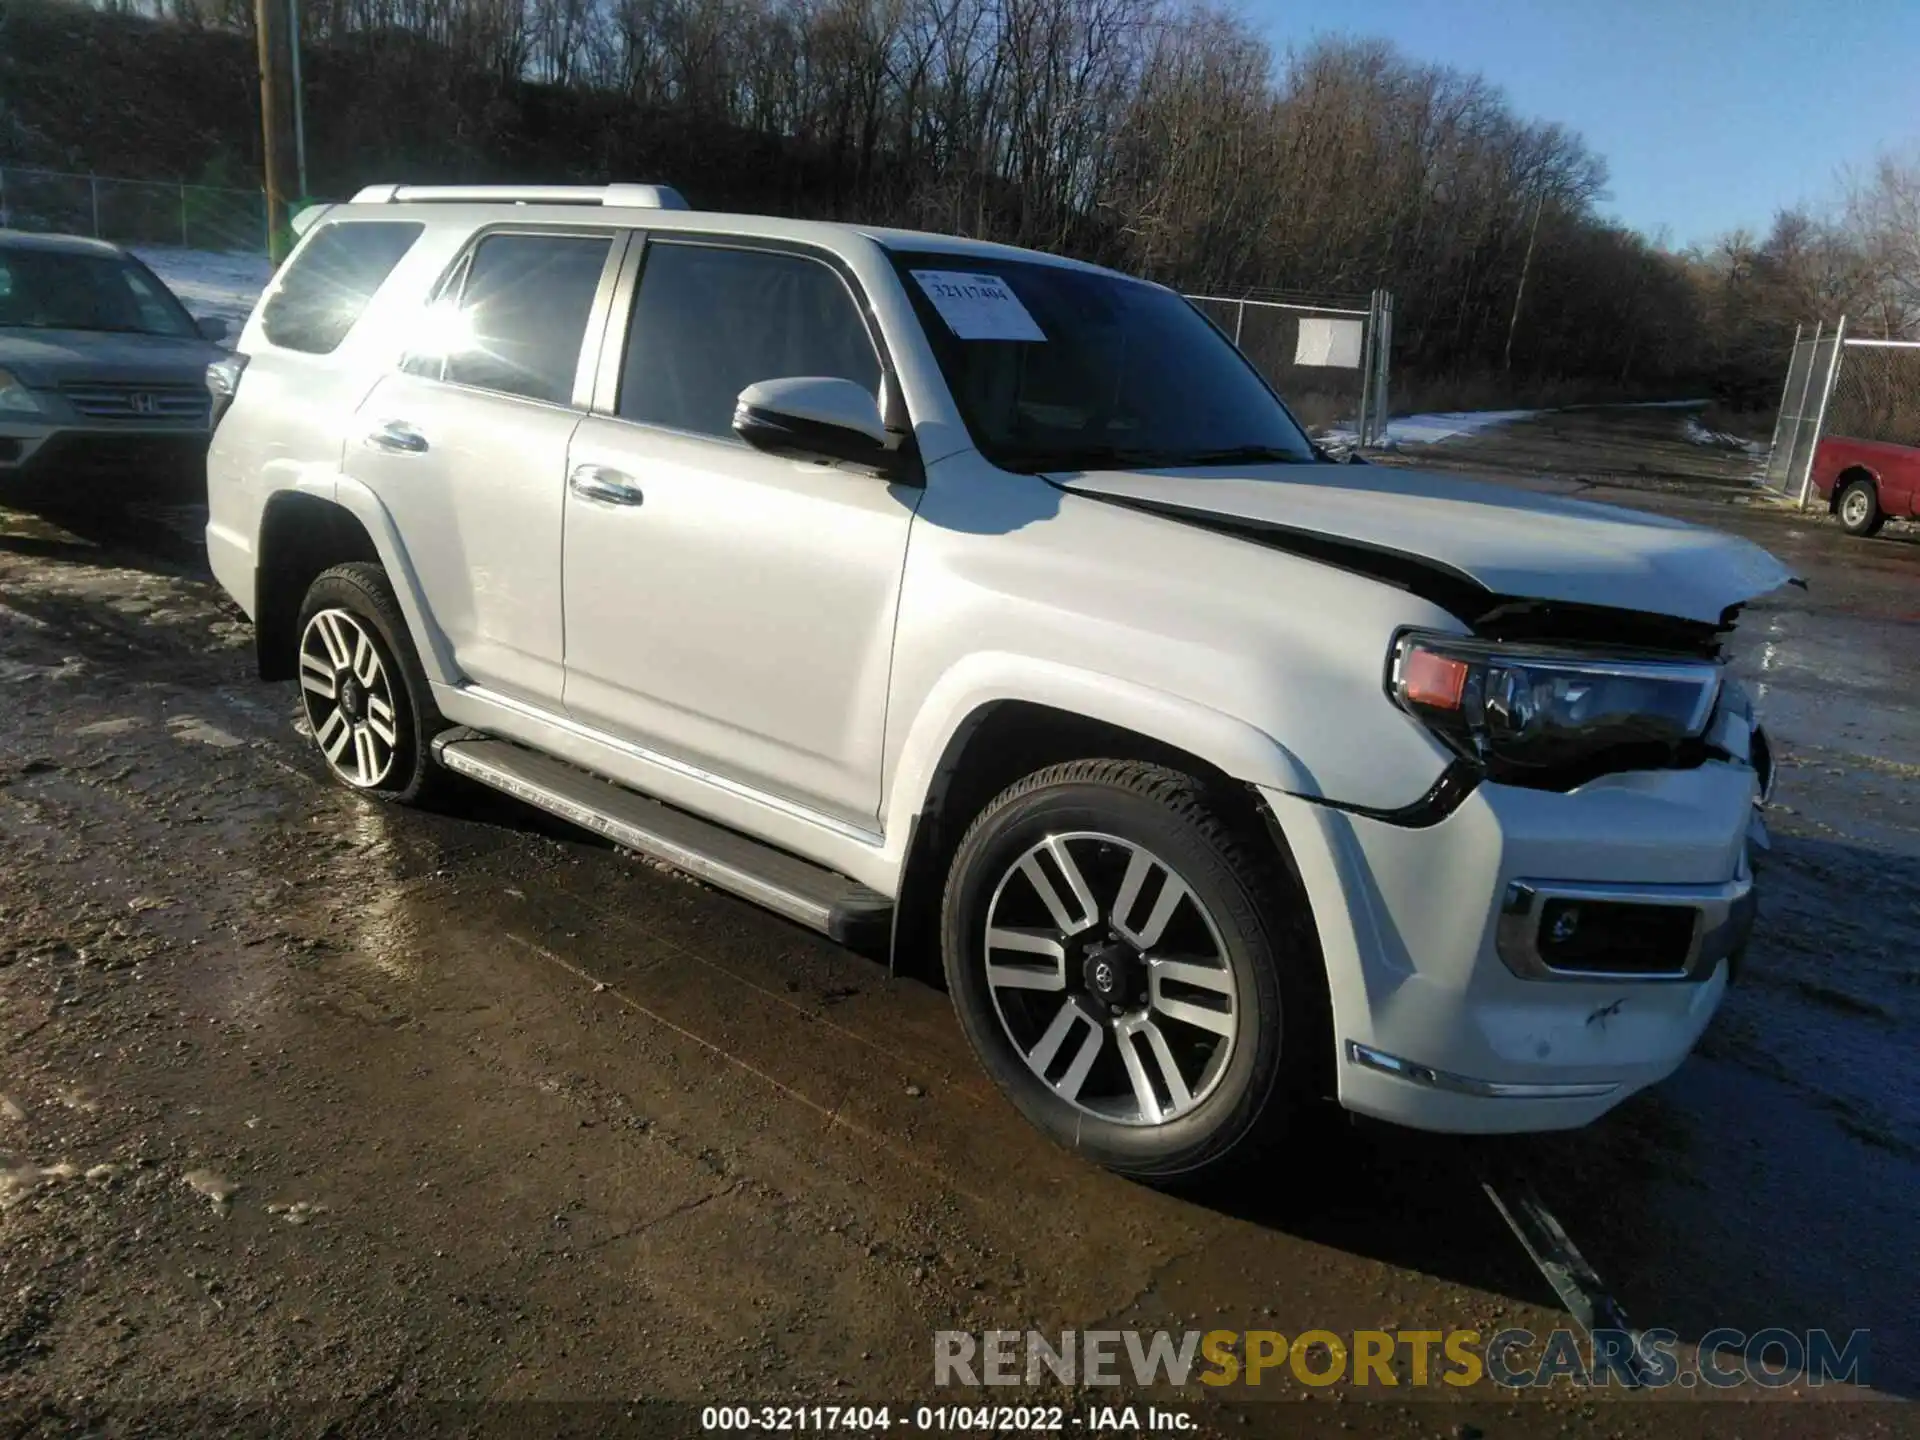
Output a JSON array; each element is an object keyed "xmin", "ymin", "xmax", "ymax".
[
  {"xmin": 569, "ymin": 464, "xmax": 644, "ymax": 507},
  {"xmin": 365, "ymin": 421, "xmax": 429, "ymax": 454}
]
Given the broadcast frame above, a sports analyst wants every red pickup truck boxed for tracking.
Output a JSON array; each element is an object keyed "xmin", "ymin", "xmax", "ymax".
[{"xmin": 1812, "ymin": 435, "xmax": 1920, "ymax": 536}]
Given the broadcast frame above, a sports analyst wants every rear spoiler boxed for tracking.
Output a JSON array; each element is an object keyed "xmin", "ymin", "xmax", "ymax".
[{"xmin": 289, "ymin": 203, "xmax": 335, "ymax": 238}]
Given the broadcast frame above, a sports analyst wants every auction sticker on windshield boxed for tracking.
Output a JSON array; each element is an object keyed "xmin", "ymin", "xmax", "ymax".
[{"xmin": 911, "ymin": 270, "xmax": 1046, "ymax": 342}]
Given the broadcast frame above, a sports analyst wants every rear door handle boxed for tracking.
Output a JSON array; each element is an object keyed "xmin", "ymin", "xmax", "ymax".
[
  {"xmin": 365, "ymin": 421, "xmax": 429, "ymax": 454},
  {"xmin": 569, "ymin": 464, "xmax": 644, "ymax": 507}
]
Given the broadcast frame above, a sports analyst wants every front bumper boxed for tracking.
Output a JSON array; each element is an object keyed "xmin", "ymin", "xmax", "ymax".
[
  {"xmin": 1264, "ymin": 761, "xmax": 1759, "ymax": 1134},
  {"xmin": 0, "ymin": 421, "xmax": 208, "ymax": 485}
]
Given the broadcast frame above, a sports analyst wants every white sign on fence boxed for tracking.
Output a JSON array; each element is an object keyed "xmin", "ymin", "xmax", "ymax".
[{"xmin": 1293, "ymin": 316, "xmax": 1364, "ymax": 368}]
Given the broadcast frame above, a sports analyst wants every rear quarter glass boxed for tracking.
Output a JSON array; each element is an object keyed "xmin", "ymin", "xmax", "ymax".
[{"xmin": 261, "ymin": 221, "xmax": 426, "ymax": 355}]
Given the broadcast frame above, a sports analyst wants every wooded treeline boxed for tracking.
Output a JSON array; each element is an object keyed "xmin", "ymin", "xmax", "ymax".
[
  {"xmin": 1694, "ymin": 155, "xmax": 1920, "ymax": 406},
  {"xmin": 3, "ymin": 0, "xmax": 1914, "ymax": 405}
]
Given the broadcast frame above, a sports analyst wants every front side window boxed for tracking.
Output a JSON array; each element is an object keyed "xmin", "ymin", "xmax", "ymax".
[
  {"xmin": 434, "ymin": 232, "xmax": 612, "ymax": 405},
  {"xmin": 618, "ymin": 242, "xmax": 881, "ymax": 439},
  {"xmin": 889, "ymin": 250, "xmax": 1317, "ymax": 473},
  {"xmin": 0, "ymin": 246, "xmax": 197, "ymax": 339},
  {"xmin": 262, "ymin": 221, "xmax": 423, "ymax": 355}
]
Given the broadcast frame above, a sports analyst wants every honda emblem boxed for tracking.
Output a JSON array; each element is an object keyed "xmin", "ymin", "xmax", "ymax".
[{"xmin": 130, "ymin": 392, "xmax": 159, "ymax": 415}]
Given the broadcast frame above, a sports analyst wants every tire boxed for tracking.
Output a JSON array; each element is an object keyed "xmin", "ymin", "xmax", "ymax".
[
  {"xmin": 294, "ymin": 562, "xmax": 448, "ymax": 805},
  {"xmin": 940, "ymin": 759, "xmax": 1325, "ymax": 1185},
  {"xmin": 1837, "ymin": 478, "xmax": 1884, "ymax": 537}
]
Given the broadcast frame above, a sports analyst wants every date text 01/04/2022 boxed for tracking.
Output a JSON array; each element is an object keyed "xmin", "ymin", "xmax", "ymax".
[{"xmin": 698, "ymin": 1405, "xmax": 1197, "ymax": 1432}]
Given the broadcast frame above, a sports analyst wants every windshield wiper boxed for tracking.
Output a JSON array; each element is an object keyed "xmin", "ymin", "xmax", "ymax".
[
  {"xmin": 991, "ymin": 445, "xmax": 1177, "ymax": 475},
  {"xmin": 0, "ymin": 321, "xmax": 178, "ymax": 337},
  {"xmin": 1167, "ymin": 445, "xmax": 1313, "ymax": 466},
  {"xmin": 995, "ymin": 443, "xmax": 1313, "ymax": 474}
]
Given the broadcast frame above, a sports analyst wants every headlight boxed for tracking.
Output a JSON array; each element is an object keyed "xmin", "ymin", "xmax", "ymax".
[
  {"xmin": 0, "ymin": 367, "xmax": 45, "ymax": 416},
  {"xmin": 1388, "ymin": 630, "xmax": 1722, "ymax": 781},
  {"xmin": 205, "ymin": 353, "xmax": 249, "ymax": 429}
]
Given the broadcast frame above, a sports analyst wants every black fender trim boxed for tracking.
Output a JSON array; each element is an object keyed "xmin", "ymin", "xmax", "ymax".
[{"xmin": 1300, "ymin": 760, "xmax": 1482, "ymax": 829}]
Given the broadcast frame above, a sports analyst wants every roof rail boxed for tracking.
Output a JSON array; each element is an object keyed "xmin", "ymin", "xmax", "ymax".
[{"xmin": 347, "ymin": 183, "xmax": 691, "ymax": 211}]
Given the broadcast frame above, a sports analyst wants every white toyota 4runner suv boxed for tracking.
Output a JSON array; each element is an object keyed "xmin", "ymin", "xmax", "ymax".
[{"xmin": 204, "ymin": 183, "xmax": 1788, "ymax": 1183}]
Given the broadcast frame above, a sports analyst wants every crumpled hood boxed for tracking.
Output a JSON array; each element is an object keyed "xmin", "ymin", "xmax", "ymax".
[
  {"xmin": 0, "ymin": 329, "xmax": 221, "ymax": 387},
  {"xmin": 1056, "ymin": 463, "xmax": 1796, "ymax": 626}
]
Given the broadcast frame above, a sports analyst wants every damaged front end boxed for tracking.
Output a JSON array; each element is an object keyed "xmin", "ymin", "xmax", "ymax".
[{"xmin": 1057, "ymin": 468, "xmax": 1791, "ymax": 819}]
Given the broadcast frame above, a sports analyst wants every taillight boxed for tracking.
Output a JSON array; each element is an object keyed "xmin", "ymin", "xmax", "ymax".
[{"xmin": 205, "ymin": 352, "xmax": 249, "ymax": 430}]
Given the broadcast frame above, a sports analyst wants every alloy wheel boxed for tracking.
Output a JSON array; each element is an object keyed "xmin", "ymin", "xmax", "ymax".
[
  {"xmin": 1842, "ymin": 488, "xmax": 1870, "ymax": 527},
  {"xmin": 298, "ymin": 608, "xmax": 401, "ymax": 788},
  {"xmin": 982, "ymin": 832, "xmax": 1240, "ymax": 1126}
]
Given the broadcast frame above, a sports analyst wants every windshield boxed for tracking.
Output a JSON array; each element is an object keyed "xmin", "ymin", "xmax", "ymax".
[
  {"xmin": 890, "ymin": 250, "xmax": 1317, "ymax": 473},
  {"xmin": 0, "ymin": 246, "xmax": 198, "ymax": 338}
]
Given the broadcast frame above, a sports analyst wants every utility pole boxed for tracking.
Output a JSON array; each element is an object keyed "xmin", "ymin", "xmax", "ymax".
[
  {"xmin": 289, "ymin": 0, "xmax": 309, "ymax": 202},
  {"xmin": 1503, "ymin": 187, "xmax": 1545, "ymax": 374},
  {"xmin": 256, "ymin": 0, "xmax": 291, "ymax": 261}
]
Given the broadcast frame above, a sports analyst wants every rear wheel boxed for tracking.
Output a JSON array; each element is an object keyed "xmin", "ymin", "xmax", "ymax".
[
  {"xmin": 295, "ymin": 562, "xmax": 447, "ymax": 805},
  {"xmin": 940, "ymin": 759, "xmax": 1324, "ymax": 1184},
  {"xmin": 1838, "ymin": 478, "xmax": 1884, "ymax": 537}
]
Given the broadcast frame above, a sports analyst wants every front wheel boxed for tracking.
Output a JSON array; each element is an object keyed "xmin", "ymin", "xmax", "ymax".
[
  {"xmin": 1837, "ymin": 478, "xmax": 1884, "ymax": 537},
  {"xmin": 941, "ymin": 759, "xmax": 1325, "ymax": 1184}
]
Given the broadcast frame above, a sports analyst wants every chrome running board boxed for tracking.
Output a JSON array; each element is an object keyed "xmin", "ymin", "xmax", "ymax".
[{"xmin": 432, "ymin": 731, "xmax": 891, "ymax": 948}]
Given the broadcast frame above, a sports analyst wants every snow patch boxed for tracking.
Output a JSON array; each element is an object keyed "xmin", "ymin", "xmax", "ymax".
[
  {"xmin": 1320, "ymin": 408, "xmax": 1543, "ymax": 450},
  {"xmin": 1684, "ymin": 416, "xmax": 1768, "ymax": 457},
  {"xmin": 183, "ymin": 1168, "xmax": 239, "ymax": 1210},
  {"xmin": 1, "ymin": 1160, "xmax": 79, "ymax": 1207},
  {"xmin": 0, "ymin": 655, "xmax": 85, "ymax": 683},
  {"xmin": 167, "ymin": 714, "xmax": 247, "ymax": 749},
  {"xmin": 133, "ymin": 247, "xmax": 273, "ymax": 332}
]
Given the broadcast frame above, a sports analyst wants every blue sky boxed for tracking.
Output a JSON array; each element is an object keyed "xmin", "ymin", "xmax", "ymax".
[{"xmin": 1250, "ymin": 0, "xmax": 1919, "ymax": 249}]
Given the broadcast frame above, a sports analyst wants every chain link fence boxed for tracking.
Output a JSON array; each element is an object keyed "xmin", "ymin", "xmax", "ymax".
[
  {"xmin": 1761, "ymin": 325, "xmax": 1838, "ymax": 499},
  {"xmin": 1826, "ymin": 341, "xmax": 1920, "ymax": 451},
  {"xmin": 0, "ymin": 166, "xmax": 267, "ymax": 255},
  {"xmin": 1185, "ymin": 289, "xmax": 1393, "ymax": 448},
  {"xmin": 1763, "ymin": 320, "xmax": 1920, "ymax": 505}
]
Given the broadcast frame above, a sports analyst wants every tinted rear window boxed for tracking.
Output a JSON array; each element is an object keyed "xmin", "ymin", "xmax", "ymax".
[
  {"xmin": 261, "ymin": 221, "xmax": 424, "ymax": 354},
  {"xmin": 441, "ymin": 232, "xmax": 612, "ymax": 405}
]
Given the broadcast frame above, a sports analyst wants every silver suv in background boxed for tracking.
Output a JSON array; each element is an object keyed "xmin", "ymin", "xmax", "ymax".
[
  {"xmin": 202, "ymin": 184, "xmax": 1786, "ymax": 1184},
  {"xmin": 0, "ymin": 230, "xmax": 229, "ymax": 489}
]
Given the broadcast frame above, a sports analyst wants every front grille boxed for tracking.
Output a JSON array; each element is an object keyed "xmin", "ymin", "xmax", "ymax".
[{"xmin": 60, "ymin": 381, "xmax": 209, "ymax": 424}]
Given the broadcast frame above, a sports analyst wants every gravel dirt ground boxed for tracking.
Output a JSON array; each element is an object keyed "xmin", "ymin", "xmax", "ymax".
[{"xmin": 0, "ymin": 407, "xmax": 1913, "ymax": 1438}]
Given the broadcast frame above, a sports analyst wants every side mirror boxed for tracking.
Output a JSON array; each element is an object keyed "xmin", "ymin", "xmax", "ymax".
[
  {"xmin": 195, "ymin": 315, "xmax": 231, "ymax": 342},
  {"xmin": 732, "ymin": 377, "xmax": 896, "ymax": 471}
]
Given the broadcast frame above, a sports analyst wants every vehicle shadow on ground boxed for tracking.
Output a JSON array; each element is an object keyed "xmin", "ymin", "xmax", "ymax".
[
  {"xmin": 1856, "ymin": 524, "xmax": 1920, "ymax": 548},
  {"xmin": 0, "ymin": 486, "xmax": 212, "ymax": 579},
  {"xmin": 1207, "ymin": 1111, "xmax": 1562, "ymax": 1301}
]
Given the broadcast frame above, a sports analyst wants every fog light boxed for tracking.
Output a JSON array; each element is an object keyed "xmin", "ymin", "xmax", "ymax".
[{"xmin": 1547, "ymin": 904, "xmax": 1581, "ymax": 945}]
